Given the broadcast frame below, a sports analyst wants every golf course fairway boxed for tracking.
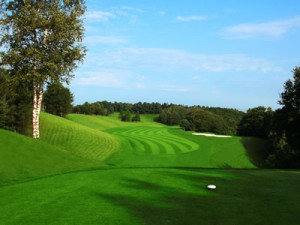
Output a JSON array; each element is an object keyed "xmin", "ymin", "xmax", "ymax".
[{"xmin": 0, "ymin": 113, "xmax": 299, "ymax": 225}]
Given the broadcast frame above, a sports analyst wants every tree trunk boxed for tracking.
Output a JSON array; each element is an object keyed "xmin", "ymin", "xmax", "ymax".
[
  {"xmin": 32, "ymin": 82, "xmax": 43, "ymax": 139},
  {"xmin": 32, "ymin": 27, "xmax": 47, "ymax": 139}
]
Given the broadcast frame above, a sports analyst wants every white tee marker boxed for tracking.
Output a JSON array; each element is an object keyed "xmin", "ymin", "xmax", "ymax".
[{"xmin": 207, "ymin": 184, "xmax": 217, "ymax": 190}]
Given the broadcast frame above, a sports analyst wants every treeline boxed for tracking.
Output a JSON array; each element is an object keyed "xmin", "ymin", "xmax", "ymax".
[
  {"xmin": 156, "ymin": 106, "xmax": 244, "ymax": 135},
  {"xmin": 72, "ymin": 101, "xmax": 244, "ymax": 133},
  {"xmin": 73, "ymin": 101, "xmax": 164, "ymax": 115},
  {"xmin": 237, "ymin": 67, "xmax": 300, "ymax": 168}
]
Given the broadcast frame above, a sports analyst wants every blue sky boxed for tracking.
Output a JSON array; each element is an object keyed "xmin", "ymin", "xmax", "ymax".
[{"xmin": 71, "ymin": 0, "xmax": 300, "ymax": 110}]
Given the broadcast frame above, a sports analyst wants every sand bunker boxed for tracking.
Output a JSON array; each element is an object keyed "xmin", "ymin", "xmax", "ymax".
[{"xmin": 192, "ymin": 133, "xmax": 232, "ymax": 138}]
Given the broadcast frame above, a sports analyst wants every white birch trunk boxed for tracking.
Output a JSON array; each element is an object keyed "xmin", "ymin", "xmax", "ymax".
[
  {"xmin": 32, "ymin": 82, "xmax": 43, "ymax": 139},
  {"xmin": 32, "ymin": 28, "xmax": 47, "ymax": 139}
]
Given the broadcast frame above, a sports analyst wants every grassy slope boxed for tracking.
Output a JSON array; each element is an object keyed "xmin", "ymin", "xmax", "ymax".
[
  {"xmin": 0, "ymin": 129, "xmax": 96, "ymax": 186},
  {"xmin": 0, "ymin": 113, "xmax": 121, "ymax": 186},
  {"xmin": 40, "ymin": 113, "xmax": 119, "ymax": 161},
  {"xmin": 0, "ymin": 168, "xmax": 299, "ymax": 225}
]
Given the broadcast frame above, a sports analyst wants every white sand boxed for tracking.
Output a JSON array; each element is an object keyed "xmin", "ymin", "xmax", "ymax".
[{"xmin": 192, "ymin": 133, "xmax": 232, "ymax": 138}]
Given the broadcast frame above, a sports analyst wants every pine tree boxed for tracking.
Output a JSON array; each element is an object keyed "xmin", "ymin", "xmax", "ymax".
[{"xmin": 43, "ymin": 82, "xmax": 74, "ymax": 117}]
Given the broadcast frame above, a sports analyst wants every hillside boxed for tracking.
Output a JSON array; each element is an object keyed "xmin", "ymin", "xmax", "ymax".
[
  {"xmin": 0, "ymin": 113, "xmax": 121, "ymax": 186},
  {"xmin": 40, "ymin": 113, "xmax": 119, "ymax": 161},
  {"xmin": 0, "ymin": 128, "xmax": 97, "ymax": 186}
]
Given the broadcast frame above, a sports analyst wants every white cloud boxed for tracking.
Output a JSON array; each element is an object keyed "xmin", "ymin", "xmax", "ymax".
[
  {"xmin": 221, "ymin": 16, "xmax": 300, "ymax": 39},
  {"xmin": 85, "ymin": 11, "xmax": 116, "ymax": 22},
  {"xmin": 90, "ymin": 47, "xmax": 279, "ymax": 73},
  {"xmin": 84, "ymin": 35, "xmax": 128, "ymax": 45},
  {"xmin": 158, "ymin": 85, "xmax": 191, "ymax": 93},
  {"xmin": 158, "ymin": 11, "xmax": 166, "ymax": 16},
  {"xmin": 77, "ymin": 71, "xmax": 125, "ymax": 87},
  {"xmin": 75, "ymin": 47, "xmax": 283, "ymax": 91},
  {"xmin": 120, "ymin": 6, "xmax": 145, "ymax": 14},
  {"xmin": 176, "ymin": 15, "xmax": 207, "ymax": 22}
]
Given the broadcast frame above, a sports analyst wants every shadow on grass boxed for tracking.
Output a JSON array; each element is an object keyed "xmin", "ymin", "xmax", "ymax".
[
  {"xmin": 240, "ymin": 137, "xmax": 271, "ymax": 167},
  {"xmin": 93, "ymin": 168, "xmax": 299, "ymax": 225},
  {"xmin": 94, "ymin": 169, "xmax": 251, "ymax": 225},
  {"xmin": 217, "ymin": 163, "xmax": 233, "ymax": 169}
]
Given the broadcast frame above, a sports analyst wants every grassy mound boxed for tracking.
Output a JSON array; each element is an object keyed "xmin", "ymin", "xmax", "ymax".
[
  {"xmin": 0, "ymin": 113, "xmax": 121, "ymax": 186},
  {"xmin": 40, "ymin": 113, "xmax": 119, "ymax": 161},
  {"xmin": 0, "ymin": 168, "xmax": 299, "ymax": 225},
  {"xmin": 0, "ymin": 129, "xmax": 96, "ymax": 186}
]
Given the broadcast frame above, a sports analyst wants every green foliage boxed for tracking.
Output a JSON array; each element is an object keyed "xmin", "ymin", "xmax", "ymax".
[
  {"xmin": 185, "ymin": 107, "xmax": 229, "ymax": 134},
  {"xmin": 0, "ymin": 0, "xmax": 86, "ymax": 84},
  {"xmin": 267, "ymin": 66, "xmax": 300, "ymax": 168},
  {"xmin": 0, "ymin": 70, "xmax": 10, "ymax": 128},
  {"xmin": 203, "ymin": 107, "xmax": 244, "ymax": 134},
  {"xmin": 12, "ymin": 81, "xmax": 33, "ymax": 134},
  {"xmin": 73, "ymin": 101, "xmax": 164, "ymax": 115},
  {"xmin": 156, "ymin": 105, "xmax": 188, "ymax": 125},
  {"xmin": 132, "ymin": 102, "xmax": 162, "ymax": 114},
  {"xmin": 157, "ymin": 105, "xmax": 243, "ymax": 135},
  {"xmin": 0, "ymin": 69, "xmax": 32, "ymax": 134},
  {"xmin": 179, "ymin": 119, "xmax": 192, "ymax": 131},
  {"xmin": 73, "ymin": 102, "xmax": 109, "ymax": 115},
  {"xmin": 238, "ymin": 106, "xmax": 273, "ymax": 139},
  {"xmin": 43, "ymin": 82, "xmax": 74, "ymax": 117},
  {"xmin": 119, "ymin": 109, "xmax": 132, "ymax": 122},
  {"xmin": 279, "ymin": 66, "xmax": 300, "ymax": 111},
  {"xmin": 131, "ymin": 113, "xmax": 141, "ymax": 122}
]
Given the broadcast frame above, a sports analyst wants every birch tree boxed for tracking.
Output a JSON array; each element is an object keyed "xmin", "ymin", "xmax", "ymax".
[{"xmin": 0, "ymin": 0, "xmax": 86, "ymax": 138}]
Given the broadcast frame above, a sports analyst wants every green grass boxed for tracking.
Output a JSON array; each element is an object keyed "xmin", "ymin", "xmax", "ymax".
[
  {"xmin": 66, "ymin": 113, "xmax": 161, "ymax": 131},
  {"xmin": 66, "ymin": 114, "xmax": 257, "ymax": 168},
  {"xmin": 1, "ymin": 113, "xmax": 298, "ymax": 225},
  {"xmin": 40, "ymin": 113, "xmax": 119, "ymax": 161},
  {"xmin": 0, "ymin": 168, "xmax": 299, "ymax": 225},
  {"xmin": 0, "ymin": 129, "xmax": 97, "ymax": 186}
]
